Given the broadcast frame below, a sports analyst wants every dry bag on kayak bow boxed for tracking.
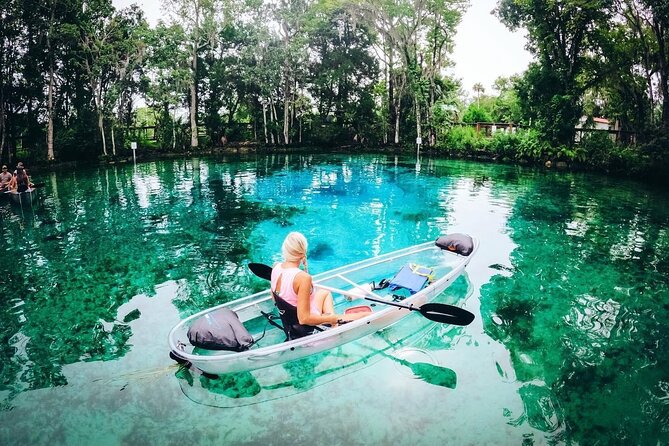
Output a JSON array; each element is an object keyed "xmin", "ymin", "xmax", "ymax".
[
  {"xmin": 187, "ymin": 308, "xmax": 254, "ymax": 351},
  {"xmin": 435, "ymin": 233, "xmax": 474, "ymax": 256}
]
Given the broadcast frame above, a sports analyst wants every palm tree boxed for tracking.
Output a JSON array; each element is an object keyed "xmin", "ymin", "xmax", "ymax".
[{"xmin": 473, "ymin": 82, "xmax": 484, "ymax": 107}]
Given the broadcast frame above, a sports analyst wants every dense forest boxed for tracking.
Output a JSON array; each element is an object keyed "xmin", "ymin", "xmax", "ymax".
[{"xmin": 1, "ymin": 0, "xmax": 668, "ymax": 178}]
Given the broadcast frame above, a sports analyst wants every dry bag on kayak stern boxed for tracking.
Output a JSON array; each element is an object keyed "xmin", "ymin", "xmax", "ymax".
[{"xmin": 187, "ymin": 308, "xmax": 254, "ymax": 351}]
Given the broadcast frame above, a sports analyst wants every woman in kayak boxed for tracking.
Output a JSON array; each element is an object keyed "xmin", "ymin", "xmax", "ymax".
[{"xmin": 271, "ymin": 232, "xmax": 367, "ymax": 327}]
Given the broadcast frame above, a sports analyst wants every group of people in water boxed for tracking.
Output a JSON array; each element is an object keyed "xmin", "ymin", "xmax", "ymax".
[{"xmin": 0, "ymin": 162, "xmax": 32, "ymax": 193}]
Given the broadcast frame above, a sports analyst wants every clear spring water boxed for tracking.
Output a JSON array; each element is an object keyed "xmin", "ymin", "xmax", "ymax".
[{"xmin": 0, "ymin": 154, "xmax": 667, "ymax": 445}]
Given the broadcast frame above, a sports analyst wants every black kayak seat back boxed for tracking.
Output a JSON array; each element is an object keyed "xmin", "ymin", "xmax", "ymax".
[{"xmin": 272, "ymin": 291, "xmax": 323, "ymax": 340}]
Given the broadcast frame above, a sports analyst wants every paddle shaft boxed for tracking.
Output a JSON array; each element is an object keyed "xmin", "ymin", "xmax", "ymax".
[{"xmin": 248, "ymin": 262, "xmax": 474, "ymax": 326}]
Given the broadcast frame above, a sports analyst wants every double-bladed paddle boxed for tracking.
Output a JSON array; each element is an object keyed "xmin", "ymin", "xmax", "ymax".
[{"xmin": 248, "ymin": 262, "xmax": 475, "ymax": 326}]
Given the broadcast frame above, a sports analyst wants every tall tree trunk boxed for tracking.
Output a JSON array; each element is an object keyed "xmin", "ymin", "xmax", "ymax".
[
  {"xmin": 657, "ymin": 22, "xmax": 669, "ymax": 131},
  {"xmin": 388, "ymin": 48, "xmax": 395, "ymax": 143},
  {"xmin": 271, "ymin": 101, "xmax": 278, "ymax": 144},
  {"xmin": 415, "ymin": 100, "xmax": 422, "ymax": 155},
  {"xmin": 47, "ymin": 66, "xmax": 55, "ymax": 160},
  {"xmin": 94, "ymin": 85, "xmax": 107, "ymax": 156},
  {"xmin": 262, "ymin": 101, "xmax": 269, "ymax": 144},
  {"xmin": 189, "ymin": 6, "xmax": 200, "ymax": 149},
  {"xmin": 0, "ymin": 102, "xmax": 5, "ymax": 164},
  {"xmin": 111, "ymin": 126, "xmax": 116, "ymax": 155},
  {"xmin": 190, "ymin": 52, "xmax": 198, "ymax": 148},
  {"xmin": 394, "ymin": 96, "xmax": 401, "ymax": 144},
  {"xmin": 172, "ymin": 108, "xmax": 177, "ymax": 151},
  {"xmin": 47, "ymin": 2, "xmax": 55, "ymax": 161},
  {"xmin": 283, "ymin": 81, "xmax": 290, "ymax": 145},
  {"xmin": 98, "ymin": 111, "xmax": 107, "ymax": 156},
  {"xmin": 0, "ymin": 73, "xmax": 5, "ymax": 163}
]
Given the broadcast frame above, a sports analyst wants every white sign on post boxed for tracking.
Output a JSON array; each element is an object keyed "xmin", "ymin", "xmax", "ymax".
[{"xmin": 131, "ymin": 142, "xmax": 137, "ymax": 162}]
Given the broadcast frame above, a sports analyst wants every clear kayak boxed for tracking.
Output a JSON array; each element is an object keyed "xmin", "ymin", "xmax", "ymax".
[
  {"xmin": 8, "ymin": 188, "xmax": 38, "ymax": 206},
  {"xmin": 168, "ymin": 235, "xmax": 479, "ymax": 375}
]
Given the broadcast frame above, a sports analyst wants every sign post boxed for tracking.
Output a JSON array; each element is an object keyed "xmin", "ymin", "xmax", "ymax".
[{"xmin": 131, "ymin": 142, "xmax": 137, "ymax": 163}]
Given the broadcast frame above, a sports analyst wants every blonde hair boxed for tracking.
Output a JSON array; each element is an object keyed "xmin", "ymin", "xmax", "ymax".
[{"xmin": 282, "ymin": 232, "xmax": 308, "ymax": 262}]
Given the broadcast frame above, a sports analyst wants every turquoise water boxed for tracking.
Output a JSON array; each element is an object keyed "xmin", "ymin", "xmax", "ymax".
[{"xmin": 0, "ymin": 154, "xmax": 667, "ymax": 445}]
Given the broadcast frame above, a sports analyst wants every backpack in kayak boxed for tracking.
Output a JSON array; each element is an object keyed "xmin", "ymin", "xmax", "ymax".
[
  {"xmin": 388, "ymin": 263, "xmax": 434, "ymax": 294},
  {"xmin": 187, "ymin": 307, "xmax": 254, "ymax": 351},
  {"xmin": 435, "ymin": 233, "xmax": 474, "ymax": 256}
]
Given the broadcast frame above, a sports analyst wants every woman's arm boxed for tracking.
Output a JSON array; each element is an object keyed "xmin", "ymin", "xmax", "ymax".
[
  {"xmin": 294, "ymin": 273, "xmax": 369, "ymax": 326},
  {"xmin": 295, "ymin": 273, "xmax": 337, "ymax": 326}
]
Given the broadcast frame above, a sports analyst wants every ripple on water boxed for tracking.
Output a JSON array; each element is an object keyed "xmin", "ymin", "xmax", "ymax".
[
  {"xmin": 564, "ymin": 294, "xmax": 620, "ymax": 341},
  {"xmin": 517, "ymin": 383, "xmax": 564, "ymax": 433}
]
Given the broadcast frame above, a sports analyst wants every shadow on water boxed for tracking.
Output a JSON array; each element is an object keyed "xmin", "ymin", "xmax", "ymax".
[
  {"xmin": 173, "ymin": 314, "xmax": 458, "ymax": 408},
  {"xmin": 175, "ymin": 341, "xmax": 386, "ymax": 408}
]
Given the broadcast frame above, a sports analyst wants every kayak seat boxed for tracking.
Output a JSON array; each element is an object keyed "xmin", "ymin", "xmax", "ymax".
[{"xmin": 272, "ymin": 291, "xmax": 324, "ymax": 341}]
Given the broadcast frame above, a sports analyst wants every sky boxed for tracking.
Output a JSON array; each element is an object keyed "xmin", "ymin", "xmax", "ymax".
[
  {"xmin": 113, "ymin": 0, "xmax": 533, "ymax": 98},
  {"xmin": 450, "ymin": 0, "xmax": 533, "ymax": 97}
]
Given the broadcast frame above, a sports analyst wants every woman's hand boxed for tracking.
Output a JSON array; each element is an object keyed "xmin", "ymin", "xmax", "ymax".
[{"xmin": 339, "ymin": 311, "xmax": 372, "ymax": 324}]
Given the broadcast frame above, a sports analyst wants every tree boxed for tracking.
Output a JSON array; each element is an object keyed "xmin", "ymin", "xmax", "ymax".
[
  {"xmin": 492, "ymin": 75, "xmax": 523, "ymax": 123},
  {"xmin": 497, "ymin": 0, "xmax": 612, "ymax": 145},
  {"xmin": 473, "ymin": 82, "xmax": 484, "ymax": 106},
  {"xmin": 614, "ymin": 0, "xmax": 669, "ymax": 131},
  {"xmin": 349, "ymin": 0, "xmax": 465, "ymax": 146},
  {"xmin": 144, "ymin": 23, "xmax": 190, "ymax": 150},
  {"xmin": 164, "ymin": 0, "xmax": 220, "ymax": 149},
  {"xmin": 306, "ymin": 7, "xmax": 379, "ymax": 142}
]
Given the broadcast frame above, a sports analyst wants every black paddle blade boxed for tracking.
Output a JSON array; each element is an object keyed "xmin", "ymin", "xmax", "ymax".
[
  {"xmin": 418, "ymin": 303, "xmax": 475, "ymax": 326},
  {"xmin": 248, "ymin": 262, "xmax": 272, "ymax": 281}
]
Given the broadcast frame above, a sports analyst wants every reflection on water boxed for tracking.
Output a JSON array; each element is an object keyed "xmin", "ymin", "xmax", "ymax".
[
  {"xmin": 480, "ymin": 172, "xmax": 669, "ymax": 443},
  {"xmin": 0, "ymin": 154, "xmax": 668, "ymax": 445}
]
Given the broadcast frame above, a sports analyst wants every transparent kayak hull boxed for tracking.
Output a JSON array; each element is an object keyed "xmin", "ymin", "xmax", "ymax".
[
  {"xmin": 168, "ymin": 236, "xmax": 478, "ymax": 375},
  {"xmin": 8, "ymin": 188, "xmax": 37, "ymax": 205}
]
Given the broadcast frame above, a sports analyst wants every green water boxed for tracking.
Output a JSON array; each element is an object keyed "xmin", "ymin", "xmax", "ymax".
[{"xmin": 0, "ymin": 154, "xmax": 667, "ymax": 445}]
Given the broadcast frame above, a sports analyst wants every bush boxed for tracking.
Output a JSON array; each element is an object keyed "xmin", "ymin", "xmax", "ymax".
[
  {"xmin": 462, "ymin": 104, "xmax": 493, "ymax": 124},
  {"xmin": 515, "ymin": 129, "xmax": 549, "ymax": 161},
  {"xmin": 488, "ymin": 131, "xmax": 522, "ymax": 159},
  {"xmin": 439, "ymin": 126, "xmax": 487, "ymax": 153}
]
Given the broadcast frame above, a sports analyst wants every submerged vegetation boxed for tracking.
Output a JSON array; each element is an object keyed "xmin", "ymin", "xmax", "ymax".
[{"xmin": 0, "ymin": 0, "xmax": 668, "ymax": 180}]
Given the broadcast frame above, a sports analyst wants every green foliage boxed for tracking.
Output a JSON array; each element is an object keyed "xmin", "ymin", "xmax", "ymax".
[
  {"xmin": 439, "ymin": 126, "xmax": 488, "ymax": 153},
  {"xmin": 306, "ymin": 8, "xmax": 379, "ymax": 142},
  {"xmin": 491, "ymin": 75, "xmax": 524, "ymax": 123},
  {"xmin": 487, "ymin": 130, "xmax": 523, "ymax": 159},
  {"xmin": 462, "ymin": 104, "xmax": 493, "ymax": 123},
  {"xmin": 1, "ymin": 0, "xmax": 668, "ymax": 184}
]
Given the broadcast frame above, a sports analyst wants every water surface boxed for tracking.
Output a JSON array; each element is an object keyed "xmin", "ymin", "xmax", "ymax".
[{"xmin": 0, "ymin": 154, "xmax": 667, "ymax": 445}]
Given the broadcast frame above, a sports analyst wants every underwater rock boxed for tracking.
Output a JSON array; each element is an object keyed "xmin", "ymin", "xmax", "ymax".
[
  {"xmin": 308, "ymin": 242, "xmax": 334, "ymax": 260},
  {"xmin": 122, "ymin": 309, "xmax": 141, "ymax": 323}
]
